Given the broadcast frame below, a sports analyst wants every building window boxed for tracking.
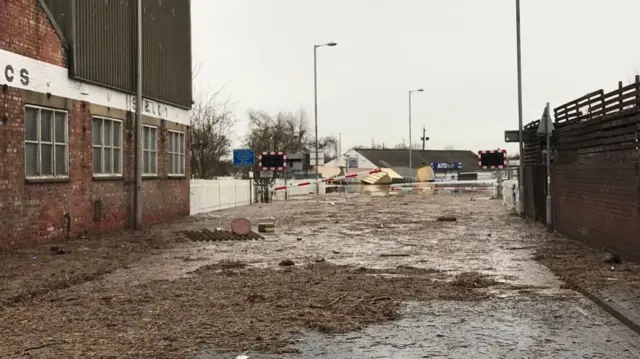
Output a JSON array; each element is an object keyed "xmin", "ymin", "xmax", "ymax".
[
  {"xmin": 24, "ymin": 106, "xmax": 68, "ymax": 178},
  {"xmin": 143, "ymin": 125, "xmax": 158, "ymax": 175},
  {"xmin": 168, "ymin": 131, "xmax": 185, "ymax": 176},
  {"xmin": 92, "ymin": 117, "xmax": 123, "ymax": 176}
]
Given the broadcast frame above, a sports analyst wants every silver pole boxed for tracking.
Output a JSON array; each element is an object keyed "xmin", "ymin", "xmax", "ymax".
[
  {"xmin": 408, "ymin": 91, "xmax": 413, "ymax": 180},
  {"xmin": 516, "ymin": 0, "xmax": 525, "ymax": 215},
  {"xmin": 134, "ymin": 0, "xmax": 143, "ymax": 229},
  {"xmin": 313, "ymin": 45, "xmax": 319, "ymax": 195}
]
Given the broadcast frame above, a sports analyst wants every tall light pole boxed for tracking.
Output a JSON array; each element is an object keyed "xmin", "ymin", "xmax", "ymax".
[
  {"xmin": 313, "ymin": 42, "xmax": 337, "ymax": 195},
  {"xmin": 516, "ymin": 0, "xmax": 525, "ymax": 215},
  {"xmin": 408, "ymin": 89, "xmax": 424, "ymax": 181},
  {"xmin": 134, "ymin": 0, "xmax": 143, "ymax": 229}
]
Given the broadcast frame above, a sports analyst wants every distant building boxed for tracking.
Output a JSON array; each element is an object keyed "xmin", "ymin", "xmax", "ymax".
[
  {"xmin": 324, "ymin": 148, "xmax": 484, "ymax": 180},
  {"xmin": 0, "ymin": 1, "xmax": 192, "ymax": 245}
]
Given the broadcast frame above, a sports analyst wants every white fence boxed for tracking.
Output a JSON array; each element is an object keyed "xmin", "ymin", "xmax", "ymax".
[
  {"xmin": 272, "ymin": 179, "xmax": 326, "ymax": 201},
  {"xmin": 501, "ymin": 180, "xmax": 519, "ymax": 212},
  {"xmin": 190, "ymin": 179, "xmax": 252, "ymax": 215},
  {"xmin": 189, "ymin": 178, "xmax": 326, "ymax": 215}
]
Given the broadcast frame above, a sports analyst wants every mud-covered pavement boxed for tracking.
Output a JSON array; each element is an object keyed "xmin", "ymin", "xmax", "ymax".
[{"xmin": 1, "ymin": 190, "xmax": 640, "ymax": 358}]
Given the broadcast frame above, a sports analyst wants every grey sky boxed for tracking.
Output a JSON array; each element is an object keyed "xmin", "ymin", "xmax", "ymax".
[{"xmin": 191, "ymin": 0, "xmax": 640, "ymax": 155}]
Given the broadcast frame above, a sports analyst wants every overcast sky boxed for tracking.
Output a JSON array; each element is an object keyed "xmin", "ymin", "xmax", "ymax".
[{"xmin": 191, "ymin": 0, "xmax": 640, "ymax": 155}]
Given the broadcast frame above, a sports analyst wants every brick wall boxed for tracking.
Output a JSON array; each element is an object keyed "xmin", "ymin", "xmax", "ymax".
[
  {"xmin": 0, "ymin": 0, "xmax": 190, "ymax": 246},
  {"xmin": 0, "ymin": 0, "xmax": 66, "ymax": 67},
  {"xmin": 552, "ymin": 150, "xmax": 640, "ymax": 258}
]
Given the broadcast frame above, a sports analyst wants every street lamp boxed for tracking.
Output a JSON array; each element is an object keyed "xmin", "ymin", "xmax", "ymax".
[
  {"xmin": 516, "ymin": 0, "xmax": 525, "ymax": 215},
  {"xmin": 313, "ymin": 42, "xmax": 337, "ymax": 194},
  {"xmin": 408, "ymin": 88, "xmax": 424, "ymax": 181}
]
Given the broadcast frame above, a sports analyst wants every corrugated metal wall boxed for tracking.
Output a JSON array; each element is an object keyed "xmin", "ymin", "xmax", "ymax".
[
  {"xmin": 74, "ymin": 0, "xmax": 137, "ymax": 94},
  {"xmin": 43, "ymin": 0, "xmax": 192, "ymax": 109},
  {"xmin": 141, "ymin": 0, "xmax": 192, "ymax": 109}
]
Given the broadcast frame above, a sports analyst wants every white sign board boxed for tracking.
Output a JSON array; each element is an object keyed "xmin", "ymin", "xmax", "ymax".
[
  {"xmin": 259, "ymin": 171, "xmax": 273, "ymax": 179},
  {"xmin": 0, "ymin": 48, "xmax": 190, "ymax": 125},
  {"xmin": 310, "ymin": 154, "xmax": 324, "ymax": 166}
]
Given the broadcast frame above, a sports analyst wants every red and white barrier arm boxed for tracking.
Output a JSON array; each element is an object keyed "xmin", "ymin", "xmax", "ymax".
[{"xmin": 273, "ymin": 168, "xmax": 382, "ymax": 191}]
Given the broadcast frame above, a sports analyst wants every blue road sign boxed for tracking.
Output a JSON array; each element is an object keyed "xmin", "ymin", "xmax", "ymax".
[
  {"xmin": 233, "ymin": 149, "xmax": 255, "ymax": 167},
  {"xmin": 431, "ymin": 161, "xmax": 463, "ymax": 170}
]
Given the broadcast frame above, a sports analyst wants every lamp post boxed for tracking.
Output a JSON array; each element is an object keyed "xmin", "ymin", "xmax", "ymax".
[
  {"xmin": 516, "ymin": 0, "xmax": 525, "ymax": 215},
  {"xmin": 313, "ymin": 42, "xmax": 337, "ymax": 194},
  {"xmin": 134, "ymin": 0, "xmax": 143, "ymax": 229},
  {"xmin": 408, "ymin": 89, "xmax": 424, "ymax": 181}
]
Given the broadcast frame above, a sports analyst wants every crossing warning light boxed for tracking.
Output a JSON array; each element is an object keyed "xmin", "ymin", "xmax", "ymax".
[
  {"xmin": 258, "ymin": 152, "xmax": 287, "ymax": 171},
  {"xmin": 478, "ymin": 149, "xmax": 507, "ymax": 169}
]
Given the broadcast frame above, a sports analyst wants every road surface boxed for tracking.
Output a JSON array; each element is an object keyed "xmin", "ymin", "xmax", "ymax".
[{"xmin": 1, "ymin": 189, "xmax": 639, "ymax": 358}]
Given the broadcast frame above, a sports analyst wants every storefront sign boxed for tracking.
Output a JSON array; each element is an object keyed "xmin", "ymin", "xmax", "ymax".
[{"xmin": 2, "ymin": 63, "xmax": 29, "ymax": 86}]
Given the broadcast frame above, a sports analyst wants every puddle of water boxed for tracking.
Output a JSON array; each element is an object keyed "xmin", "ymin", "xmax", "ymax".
[{"xmin": 195, "ymin": 298, "xmax": 640, "ymax": 359}]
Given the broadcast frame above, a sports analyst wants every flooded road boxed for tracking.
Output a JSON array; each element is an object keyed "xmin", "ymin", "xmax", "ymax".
[
  {"xmin": 183, "ymin": 191, "xmax": 640, "ymax": 358},
  {"xmin": 2, "ymin": 189, "xmax": 639, "ymax": 358},
  {"xmin": 198, "ymin": 299, "xmax": 640, "ymax": 359}
]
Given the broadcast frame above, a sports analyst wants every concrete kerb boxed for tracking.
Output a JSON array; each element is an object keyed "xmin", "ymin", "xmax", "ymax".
[
  {"xmin": 561, "ymin": 279, "xmax": 640, "ymax": 336},
  {"xmin": 519, "ymin": 214, "xmax": 640, "ymax": 337}
]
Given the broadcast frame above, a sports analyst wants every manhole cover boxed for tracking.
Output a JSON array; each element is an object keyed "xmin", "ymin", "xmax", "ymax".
[{"xmin": 181, "ymin": 229, "xmax": 264, "ymax": 242}]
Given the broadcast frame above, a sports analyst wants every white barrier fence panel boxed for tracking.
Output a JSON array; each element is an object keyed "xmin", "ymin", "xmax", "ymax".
[
  {"xmin": 272, "ymin": 179, "xmax": 326, "ymax": 201},
  {"xmin": 190, "ymin": 179, "xmax": 252, "ymax": 215},
  {"xmin": 501, "ymin": 180, "xmax": 519, "ymax": 212}
]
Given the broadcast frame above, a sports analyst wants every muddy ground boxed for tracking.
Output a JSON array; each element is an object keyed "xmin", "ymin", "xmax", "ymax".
[{"xmin": 1, "ymin": 190, "xmax": 639, "ymax": 358}]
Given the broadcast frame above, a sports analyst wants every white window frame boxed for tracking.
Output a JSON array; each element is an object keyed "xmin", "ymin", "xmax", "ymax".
[
  {"xmin": 92, "ymin": 116, "xmax": 124, "ymax": 177},
  {"xmin": 143, "ymin": 125, "xmax": 158, "ymax": 176},
  {"xmin": 167, "ymin": 130, "xmax": 186, "ymax": 176},
  {"xmin": 24, "ymin": 105, "xmax": 69, "ymax": 179}
]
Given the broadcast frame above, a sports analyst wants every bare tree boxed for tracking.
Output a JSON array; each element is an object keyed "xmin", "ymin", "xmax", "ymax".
[
  {"xmin": 244, "ymin": 108, "xmax": 337, "ymax": 161},
  {"xmin": 190, "ymin": 87, "xmax": 235, "ymax": 178}
]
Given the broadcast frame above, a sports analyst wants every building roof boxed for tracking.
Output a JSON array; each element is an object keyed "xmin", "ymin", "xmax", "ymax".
[{"xmin": 354, "ymin": 148, "xmax": 480, "ymax": 171}]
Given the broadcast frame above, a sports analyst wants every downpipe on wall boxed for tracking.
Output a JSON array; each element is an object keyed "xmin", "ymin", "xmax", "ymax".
[{"xmin": 134, "ymin": 0, "xmax": 143, "ymax": 229}]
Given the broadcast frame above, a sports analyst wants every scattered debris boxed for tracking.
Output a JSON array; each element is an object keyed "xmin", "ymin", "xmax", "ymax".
[
  {"xmin": 314, "ymin": 257, "xmax": 326, "ymax": 263},
  {"xmin": 309, "ymin": 294, "xmax": 349, "ymax": 309},
  {"xmin": 603, "ymin": 253, "xmax": 622, "ymax": 264},
  {"xmin": 296, "ymin": 237, "xmax": 303, "ymax": 241},
  {"xmin": 279, "ymin": 259, "xmax": 295, "ymax": 267},
  {"xmin": 49, "ymin": 246, "xmax": 67, "ymax": 255},
  {"xmin": 436, "ymin": 216, "xmax": 457, "ymax": 222},
  {"xmin": 452, "ymin": 272, "xmax": 500, "ymax": 288},
  {"xmin": 190, "ymin": 261, "xmax": 249, "ymax": 274},
  {"xmin": 231, "ymin": 217, "xmax": 252, "ymax": 235},
  {"xmin": 258, "ymin": 223, "xmax": 275, "ymax": 233},
  {"xmin": 217, "ymin": 260, "xmax": 249, "ymax": 270},
  {"xmin": 379, "ymin": 253, "xmax": 410, "ymax": 258},
  {"xmin": 181, "ymin": 229, "xmax": 264, "ymax": 242}
]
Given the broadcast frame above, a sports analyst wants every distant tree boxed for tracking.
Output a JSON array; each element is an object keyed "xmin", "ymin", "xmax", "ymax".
[
  {"xmin": 244, "ymin": 108, "xmax": 337, "ymax": 161},
  {"xmin": 190, "ymin": 87, "xmax": 235, "ymax": 178}
]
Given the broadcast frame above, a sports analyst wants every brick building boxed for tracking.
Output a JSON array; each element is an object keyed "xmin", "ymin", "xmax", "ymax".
[{"xmin": 0, "ymin": 0, "xmax": 192, "ymax": 246}]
